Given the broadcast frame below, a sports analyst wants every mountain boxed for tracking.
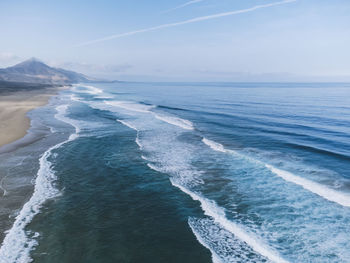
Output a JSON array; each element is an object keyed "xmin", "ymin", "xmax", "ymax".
[{"xmin": 0, "ymin": 58, "xmax": 94, "ymax": 84}]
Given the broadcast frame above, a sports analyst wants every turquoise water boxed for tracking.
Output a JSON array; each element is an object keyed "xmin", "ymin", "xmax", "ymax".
[{"xmin": 1, "ymin": 82, "xmax": 350, "ymax": 262}]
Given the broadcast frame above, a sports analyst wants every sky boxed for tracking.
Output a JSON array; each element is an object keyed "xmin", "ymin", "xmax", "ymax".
[{"xmin": 0, "ymin": 0, "xmax": 350, "ymax": 81}]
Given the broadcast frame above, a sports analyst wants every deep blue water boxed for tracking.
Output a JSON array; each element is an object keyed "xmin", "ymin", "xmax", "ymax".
[{"xmin": 1, "ymin": 82, "xmax": 350, "ymax": 263}]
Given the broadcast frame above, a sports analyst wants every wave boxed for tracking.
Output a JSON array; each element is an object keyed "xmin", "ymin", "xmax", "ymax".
[
  {"xmin": 117, "ymin": 119, "xmax": 138, "ymax": 131},
  {"xmin": 284, "ymin": 142, "xmax": 350, "ymax": 162},
  {"xmin": 117, "ymin": 119, "xmax": 143, "ymax": 149},
  {"xmin": 145, "ymin": 156, "xmax": 287, "ymax": 262},
  {"xmin": 0, "ymin": 105, "xmax": 80, "ymax": 262},
  {"xmin": 101, "ymin": 99, "xmax": 195, "ymax": 131},
  {"xmin": 202, "ymin": 138, "xmax": 227, "ymax": 153},
  {"xmin": 72, "ymin": 84, "xmax": 103, "ymax": 95},
  {"xmin": 135, "ymin": 136, "xmax": 142, "ymax": 149},
  {"xmin": 70, "ymin": 94, "xmax": 83, "ymax": 102},
  {"xmin": 202, "ymin": 138, "xmax": 257, "ymax": 164},
  {"xmin": 266, "ymin": 165, "xmax": 350, "ymax": 207},
  {"xmin": 105, "ymin": 101, "xmax": 155, "ymax": 113},
  {"xmin": 94, "ymin": 95, "xmax": 114, "ymax": 99},
  {"xmin": 189, "ymin": 217, "xmax": 272, "ymax": 263},
  {"xmin": 156, "ymin": 105, "xmax": 189, "ymax": 112},
  {"xmin": 188, "ymin": 219, "xmax": 222, "ymax": 263},
  {"xmin": 116, "ymin": 112, "xmax": 285, "ymax": 261},
  {"xmin": 146, "ymin": 163, "xmax": 161, "ymax": 172},
  {"xmin": 202, "ymin": 137, "xmax": 350, "ymax": 208},
  {"xmin": 169, "ymin": 178, "xmax": 288, "ymax": 263},
  {"xmin": 154, "ymin": 114, "xmax": 194, "ymax": 130}
]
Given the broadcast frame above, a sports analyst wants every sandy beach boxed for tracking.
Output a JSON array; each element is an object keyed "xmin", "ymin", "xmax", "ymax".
[
  {"xmin": 0, "ymin": 88, "xmax": 63, "ymax": 148},
  {"xmin": 0, "ymin": 86, "xmax": 65, "ymax": 242}
]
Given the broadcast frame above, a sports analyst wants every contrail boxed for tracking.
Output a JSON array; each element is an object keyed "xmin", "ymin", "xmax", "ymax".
[
  {"xmin": 77, "ymin": 0, "xmax": 297, "ymax": 47},
  {"xmin": 163, "ymin": 0, "xmax": 204, "ymax": 13}
]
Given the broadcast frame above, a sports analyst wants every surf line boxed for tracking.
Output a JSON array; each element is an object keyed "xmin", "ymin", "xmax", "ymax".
[
  {"xmin": 104, "ymin": 100, "xmax": 194, "ymax": 130},
  {"xmin": 180, "ymin": 185, "xmax": 289, "ymax": 263},
  {"xmin": 146, "ymin": 164, "xmax": 289, "ymax": 263},
  {"xmin": 116, "ymin": 120, "xmax": 288, "ymax": 263},
  {"xmin": 202, "ymin": 137, "xmax": 350, "ymax": 208},
  {"xmin": 0, "ymin": 105, "xmax": 81, "ymax": 262}
]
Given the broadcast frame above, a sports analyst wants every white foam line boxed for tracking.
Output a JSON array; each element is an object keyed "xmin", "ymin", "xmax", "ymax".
[
  {"xmin": 105, "ymin": 101, "xmax": 155, "ymax": 113},
  {"xmin": 147, "ymin": 163, "xmax": 160, "ymax": 171},
  {"xmin": 202, "ymin": 138, "xmax": 227, "ymax": 153},
  {"xmin": 170, "ymin": 180, "xmax": 288, "ymax": 263},
  {"xmin": 106, "ymin": 100, "xmax": 194, "ymax": 131},
  {"xmin": 202, "ymin": 137, "xmax": 350, "ymax": 208},
  {"xmin": 267, "ymin": 165, "xmax": 350, "ymax": 207},
  {"xmin": 145, "ymin": 158, "xmax": 287, "ymax": 262},
  {"xmin": 135, "ymin": 136, "xmax": 142, "ymax": 149},
  {"xmin": 95, "ymin": 96, "xmax": 113, "ymax": 99},
  {"xmin": 83, "ymin": 85, "xmax": 103, "ymax": 95},
  {"xmin": 117, "ymin": 119, "xmax": 138, "ymax": 131},
  {"xmin": 118, "ymin": 118, "xmax": 285, "ymax": 261},
  {"xmin": 117, "ymin": 119, "xmax": 143, "ymax": 150},
  {"xmin": 202, "ymin": 137, "xmax": 256, "ymax": 163},
  {"xmin": 188, "ymin": 221, "xmax": 223, "ymax": 263},
  {"xmin": 117, "ymin": 118, "xmax": 285, "ymax": 261},
  {"xmin": 70, "ymin": 94, "xmax": 82, "ymax": 102},
  {"xmin": 141, "ymin": 155, "xmax": 149, "ymax": 161},
  {"xmin": 0, "ymin": 105, "xmax": 80, "ymax": 262},
  {"xmin": 72, "ymin": 84, "xmax": 103, "ymax": 95},
  {"xmin": 153, "ymin": 114, "xmax": 194, "ymax": 130}
]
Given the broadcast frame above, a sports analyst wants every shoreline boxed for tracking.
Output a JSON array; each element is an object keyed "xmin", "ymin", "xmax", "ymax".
[
  {"xmin": 0, "ymin": 85, "xmax": 67, "ymax": 243},
  {"xmin": 0, "ymin": 86, "xmax": 67, "ymax": 151}
]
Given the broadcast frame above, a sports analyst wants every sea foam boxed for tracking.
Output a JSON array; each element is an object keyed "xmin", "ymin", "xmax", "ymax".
[
  {"xmin": 170, "ymin": 180, "xmax": 289, "ymax": 263},
  {"xmin": 202, "ymin": 137, "xmax": 350, "ymax": 208},
  {"xmin": 189, "ymin": 217, "xmax": 272, "ymax": 263},
  {"xmin": 144, "ymin": 153, "xmax": 288, "ymax": 263},
  {"xmin": 153, "ymin": 114, "xmax": 194, "ymax": 130},
  {"xmin": 202, "ymin": 138, "xmax": 227, "ymax": 153},
  {"xmin": 117, "ymin": 119, "xmax": 138, "ymax": 131},
  {"xmin": 117, "ymin": 120, "xmax": 143, "ymax": 149},
  {"xmin": 72, "ymin": 84, "xmax": 103, "ymax": 95},
  {"xmin": 0, "ymin": 105, "xmax": 80, "ymax": 263},
  {"xmin": 188, "ymin": 219, "xmax": 223, "ymax": 263},
  {"xmin": 104, "ymin": 100, "xmax": 194, "ymax": 130},
  {"xmin": 266, "ymin": 165, "xmax": 350, "ymax": 207},
  {"xmin": 117, "ymin": 114, "xmax": 285, "ymax": 262}
]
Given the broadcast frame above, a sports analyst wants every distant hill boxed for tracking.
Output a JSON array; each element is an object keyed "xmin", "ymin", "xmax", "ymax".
[{"xmin": 0, "ymin": 58, "xmax": 95, "ymax": 84}]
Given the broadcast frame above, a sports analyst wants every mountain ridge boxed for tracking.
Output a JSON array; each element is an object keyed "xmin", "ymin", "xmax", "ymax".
[{"xmin": 0, "ymin": 58, "xmax": 95, "ymax": 84}]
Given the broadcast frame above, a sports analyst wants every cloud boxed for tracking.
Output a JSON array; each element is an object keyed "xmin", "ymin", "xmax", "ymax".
[
  {"xmin": 192, "ymin": 69, "xmax": 350, "ymax": 82},
  {"xmin": 55, "ymin": 61, "xmax": 133, "ymax": 74},
  {"xmin": 162, "ymin": 0, "xmax": 204, "ymax": 13},
  {"xmin": 0, "ymin": 52, "xmax": 21, "ymax": 66},
  {"xmin": 77, "ymin": 0, "xmax": 297, "ymax": 47}
]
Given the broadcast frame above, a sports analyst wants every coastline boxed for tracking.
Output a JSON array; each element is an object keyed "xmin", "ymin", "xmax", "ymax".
[
  {"xmin": 0, "ymin": 85, "xmax": 67, "ymax": 244},
  {"xmin": 0, "ymin": 86, "xmax": 66, "ymax": 150}
]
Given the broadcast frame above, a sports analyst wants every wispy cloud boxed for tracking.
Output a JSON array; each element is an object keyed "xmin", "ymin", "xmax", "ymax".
[
  {"xmin": 0, "ymin": 52, "xmax": 21, "ymax": 67},
  {"xmin": 77, "ymin": 0, "xmax": 297, "ymax": 47},
  {"xmin": 53, "ymin": 61, "xmax": 133, "ymax": 73},
  {"xmin": 162, "ymin": 0, "xmax": 204, "ymax": 13}
]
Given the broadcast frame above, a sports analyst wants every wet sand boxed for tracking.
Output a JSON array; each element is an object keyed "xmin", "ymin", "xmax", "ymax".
[{"xmin": 0, "ymin": 86, "xmax": 65, "ymax": 242}]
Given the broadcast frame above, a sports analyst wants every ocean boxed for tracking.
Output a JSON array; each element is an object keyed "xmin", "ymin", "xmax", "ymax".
[{"xmin": 1, "ymin": 82, "xmax": 350, "ymax": 263}]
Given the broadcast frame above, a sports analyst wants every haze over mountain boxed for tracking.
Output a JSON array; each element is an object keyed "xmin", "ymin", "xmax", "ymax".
[{"xmin": 0, "ymin": 58, "xmax": 93, "ymax": 84}]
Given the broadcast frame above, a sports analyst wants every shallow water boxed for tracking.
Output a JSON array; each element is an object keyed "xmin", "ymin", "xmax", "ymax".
[{"xmin": 1, "ymin": 82, "xmax": 350, "ymax": 262}]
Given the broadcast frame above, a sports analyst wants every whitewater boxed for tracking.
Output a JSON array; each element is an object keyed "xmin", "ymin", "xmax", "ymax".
[
  {"xmin": 2, "ymin": 82, "xmax": 350, "ymax": 263},
  {"xmin": 0, "ymin": 104, "xmax": 80, "ymax": 262}
]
